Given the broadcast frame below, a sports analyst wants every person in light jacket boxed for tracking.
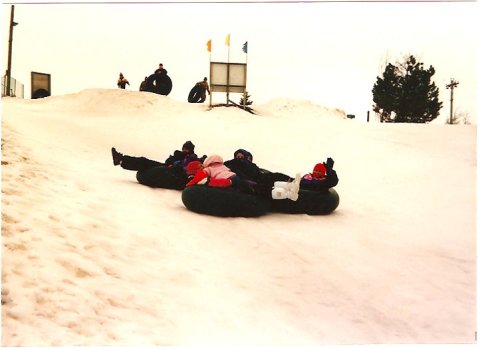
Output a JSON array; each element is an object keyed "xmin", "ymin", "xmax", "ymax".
[{"xmin": 186, "ymin": 155, "xmax": 237, "ymax": 187}]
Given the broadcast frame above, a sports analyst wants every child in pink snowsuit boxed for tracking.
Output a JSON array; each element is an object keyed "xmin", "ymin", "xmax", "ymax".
[{"xmin": 186, "ymin": 155, "xmax": 237, "ymax": 188}]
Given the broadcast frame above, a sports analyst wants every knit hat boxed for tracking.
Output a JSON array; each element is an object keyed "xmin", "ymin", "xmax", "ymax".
[
  {"xmin": 186, "ymin": 160, "xmax": 202, "ymax": 175},
  {"xmin": 182, "ymin": 141, "xmax": 195, "ymax": 153},
  {"xmin": 234, "ymin": 149, "xmax": 253, "ymax": 161},
  {"xmin": 312, "ymin": 163, "xmax": 326, "ymax": 178}
]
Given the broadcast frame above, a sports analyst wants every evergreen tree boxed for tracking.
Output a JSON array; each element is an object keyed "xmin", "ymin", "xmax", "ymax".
[
  {"xmin": 239, "ymin": 91, "xmax": 253, "ymax": 106},
  {"xmin": 372, "ymin": 55, "xmax": 442, "ymax": 123}
]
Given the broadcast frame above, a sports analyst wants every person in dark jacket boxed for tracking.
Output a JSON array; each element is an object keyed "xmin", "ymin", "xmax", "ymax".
[
  {"xmin": 117, "ymin": 73, "xmax": 130, "ymax": 89},
  {"xmin": 154, "ymin": 63, "xmax": 167, "ymax": 76},
  {"xmin": 300, "ymin": 158, "xmax": 338, "ymax": 190},
  {"xmin": 224, "ymin": 149, "xmax": 292, "ymax": 186},
  {"xmin": 111, "ymin": 141, "xmax": 205, "ymax": 173},
  {"xmin": 223, "ymin": 149, "xmax": 295, "ymax": 198},
  {"xmin": 139, "ymin": 76, "xmax": 148, "ymax": 91},
  {"xmin": 196, "ymin": 77, "xmax": 210, "ymax": 102}
]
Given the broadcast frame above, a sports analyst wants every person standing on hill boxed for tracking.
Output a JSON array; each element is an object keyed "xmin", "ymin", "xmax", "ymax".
[
  {"xmin": 155, "ymin": 63, "xmax": 167, "ymax": 76},
  {"xmin": 154, "ymin": 63, "xmax": 168, "ymax": 90},
  {"xmin": 196, "ymin": 77, "xmax": 210, "ymax": 102},
  {"xmin": 117, "ymin": 73, "xmax": 130, "ymax": 89},
  {"xmin": 139, "ymin": 76, "xmax": 148, "ymax": 91}
]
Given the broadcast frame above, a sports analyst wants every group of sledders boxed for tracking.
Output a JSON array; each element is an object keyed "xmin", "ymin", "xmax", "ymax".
[{"xmin": 111, "ymin": 141, "xmax": 339, "ymax": 217}]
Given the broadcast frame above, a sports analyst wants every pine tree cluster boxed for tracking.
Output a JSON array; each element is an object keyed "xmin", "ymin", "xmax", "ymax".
[{"xmin": 372, "ymin": 55, "xmax": 443, "ymax": 123}]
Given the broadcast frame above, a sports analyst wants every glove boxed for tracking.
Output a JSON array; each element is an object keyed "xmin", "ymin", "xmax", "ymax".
[{"xmin": 326, "ymin": 157, "xmax": 334, "ymax": 169}]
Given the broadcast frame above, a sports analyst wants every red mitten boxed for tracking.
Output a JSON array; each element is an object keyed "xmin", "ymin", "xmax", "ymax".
[
  {"xmin": 186, "ymin": 170, "xmax": 209, "ymax": 187},
  {"xmin": 208, "ymin": 177, "xmax": 232, "ymax": 188}
]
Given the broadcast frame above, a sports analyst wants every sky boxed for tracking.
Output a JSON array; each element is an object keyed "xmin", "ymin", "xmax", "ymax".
[
  {"xmin": 1, "ymin": 88, "xmax": 476, "ymax": 345},
  {"xmin": 1, "ymin": 0, "xmax": 479, "ymax": 123}
]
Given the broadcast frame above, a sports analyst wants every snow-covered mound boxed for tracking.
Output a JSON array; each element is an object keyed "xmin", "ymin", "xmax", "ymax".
[
  {"xmin": 1, "ymin": 90, "xmax": 476, "ymax": 346},
  {"xmin": 11, "ymin": 88, "xmax": 192, "ymax": 117},
  {"xmin": 255, "ymin": 97, "xmax": 347, "ymax": 120}
]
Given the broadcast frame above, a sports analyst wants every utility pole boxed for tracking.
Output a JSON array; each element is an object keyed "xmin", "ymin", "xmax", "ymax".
[
  {"xmin": 445, "ymin": 78, "xmax": 459, "ymax": 124},
  {"xmin": 6, "ymin": 5, "xmax": 18, "ymax": 97}
]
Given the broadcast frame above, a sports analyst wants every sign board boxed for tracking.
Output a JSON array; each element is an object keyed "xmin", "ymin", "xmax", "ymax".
[
  {"xmin": 210, "ymin": 62, "xmax": 246, "ymax": 93},
  {"xmin": 31, "ymin": 71, "xmax": 51, "ymax": 99}
]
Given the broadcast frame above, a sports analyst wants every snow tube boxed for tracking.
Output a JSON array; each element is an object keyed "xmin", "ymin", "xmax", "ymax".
[
  {"xmin": 187, "ymin": 84, "xmax": 205, "ymax": 103},
  {"xmin": 182, "ymin": 185, "xmax": 271, "ymax": 217},
  {"xmin": 136, "ymin": 166, "xmax": 187, "ymax": 190},
  {"xmin": 270, "ymin": 188, "xmax": 340, "ymax": 215},
  {"xmin": 145, "ymin": 73, "xmax": 173, "ymax": 96}
]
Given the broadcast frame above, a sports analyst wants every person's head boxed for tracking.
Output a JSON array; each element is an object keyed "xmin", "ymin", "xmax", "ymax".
[
  {"xmin": 186, "ymin": 161, "xmax": 202, "ymax": 175},
  {"xmin": 234, "ymin": 149, "xmax": 253, "ymax": 162},
  {"xmin": 203, "ymin": 155, "xmax": 224, "ymax": 167},
  {"xmin": 182, "ymin": 141, "xmax": 195, "ymax": 154},
  {"xmin": 119, "ymin": 73, "xmax": 123, "ymax": 78},
  {"xmin": 159, "ymin": 63, "xmax": 163, "ymax": 69},
  {"xmin": 203, "ymin": 77, "xmax": 207, "ymax": 82},
  {"xmin": 312, "ymin": 163, "xmax": 326, "ymax": 178}
]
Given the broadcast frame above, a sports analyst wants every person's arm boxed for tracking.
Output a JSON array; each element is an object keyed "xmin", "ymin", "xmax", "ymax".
[{"xmin": 186, "ymin": 170, "xmax": 209, "ymax": 187}]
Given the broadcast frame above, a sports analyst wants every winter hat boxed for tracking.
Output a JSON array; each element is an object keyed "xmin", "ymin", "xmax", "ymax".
[
  {"xmin": 203, "ymin": 155, "xmax": 224, "ymax": 167},
  {"xmin": 186, "ymin": 160, "xmax": 202, "ymax": 175},
  {"xmin": 182, "ymin": 141, "xmax": 195, "ymax": 153},
  {"xmin": 312, "ymin": 163, "xmax": 326, "ymax": 178},
  {"xmin": 234, "ymin": 149, "xmax": 253, "ymax": 161}
]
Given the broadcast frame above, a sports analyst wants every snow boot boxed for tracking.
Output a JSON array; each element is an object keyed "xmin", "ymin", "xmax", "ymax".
[
  {"xmin": 288, "ymin": 173, "xmax": 301, "ymax": 201},
  {"xmin": 111, "ymin": 147, "xmax": 123, "ymax": 166},
  {"xmin": 272, "ymin": 173, "xmax": 301, "ymax": 201},
  {"xmin": 272, "ymin": 187, "xmax": 289, "ymax": 200},
  {"xmin": 273, "ymin": 181, "xmax": 289, "ymax": 189}
]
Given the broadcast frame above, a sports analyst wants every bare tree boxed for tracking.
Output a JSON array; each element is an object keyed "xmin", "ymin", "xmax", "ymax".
[{"xmin": 451, "ymin": 109, "xmax": 471, "ymax": 125}]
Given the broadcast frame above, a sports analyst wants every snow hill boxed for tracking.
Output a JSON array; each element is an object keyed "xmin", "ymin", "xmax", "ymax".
[{"xmin": 1, "ymin": 89, "xmax": 476, "ymax": 345}]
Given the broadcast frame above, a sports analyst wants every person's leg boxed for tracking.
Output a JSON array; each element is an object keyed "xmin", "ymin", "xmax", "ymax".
[
  {"xmin": 120, "ymin": 155, "xmax": 163, "ymax": 171},
  {"xmin": 111, "ymin": 147, "xmax": 163, "ymax": 171}
]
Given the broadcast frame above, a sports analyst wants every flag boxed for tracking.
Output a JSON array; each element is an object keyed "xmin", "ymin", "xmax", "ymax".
[
  {"xmin": 242, "ymin": 41, "xmax": 248, "ymax": 54},
  {"xmin": 225, "ymin": 34, "xmax": 230, "ymax": 47},
  {"xmin": 206, "ymin": 39, "xmax": 211, "ymax": 52}
]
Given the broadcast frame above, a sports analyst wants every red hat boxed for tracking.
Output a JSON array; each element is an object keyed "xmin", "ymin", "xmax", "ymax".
[
  {"xmin": 312, "ymin": 163, "xmax": 326, "ymax": 178},
  {"xmin": 186, "ymin": 161, "xmax": 202, "ymax": 175}
]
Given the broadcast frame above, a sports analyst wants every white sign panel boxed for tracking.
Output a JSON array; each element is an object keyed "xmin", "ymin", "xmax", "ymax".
[{"xmin": 210, "ymin": 62, "xmax": 246, "ymax": 93}]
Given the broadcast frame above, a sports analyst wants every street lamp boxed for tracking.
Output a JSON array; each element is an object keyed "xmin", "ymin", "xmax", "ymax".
[{"xmin": 6, "ymin": 5, "xmax": 18, "ymax": 97}]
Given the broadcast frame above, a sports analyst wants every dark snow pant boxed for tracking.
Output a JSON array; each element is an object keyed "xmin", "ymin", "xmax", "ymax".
[
  {"xmin": 120, "ymin": 155, "xmax": 165, "ymax": 172},
  {"xmin": 232, "ymin": 172, "xmax": 293, "ymax": 199}
]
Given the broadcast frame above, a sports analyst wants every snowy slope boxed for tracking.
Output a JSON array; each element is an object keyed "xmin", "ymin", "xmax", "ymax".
[{"xmin": 1, "ymin": 89, "xmax": 476, "ymax": 345}]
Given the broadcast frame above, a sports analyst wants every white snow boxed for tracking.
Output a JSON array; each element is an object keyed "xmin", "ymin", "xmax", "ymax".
[{"xmin": 1, "ymin": 88, "xmax": 476, "ymax": 346}]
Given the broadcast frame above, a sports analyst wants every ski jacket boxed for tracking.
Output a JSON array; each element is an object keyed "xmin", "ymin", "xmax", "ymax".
[
  {"xmin": 164, "ymin": 150, "xmax": 198, "ymax": 168},
  {"xmin": 117, "ymin": 78, "xmax": 129, "ymax": 89},
  {"xmin": 202, "ymin": 155, "xmax": 236, "ymax": 179},
  {"xmin": 224, "ymin": 157, "xmax": 262, "ymax": 181},
  {"xmin": 185, "ymin": 155, "xmax": 236, "ymax": 187},
  {"xmin": 300, "ymin": 169, "xmax": 339, "ymax": 190}
]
